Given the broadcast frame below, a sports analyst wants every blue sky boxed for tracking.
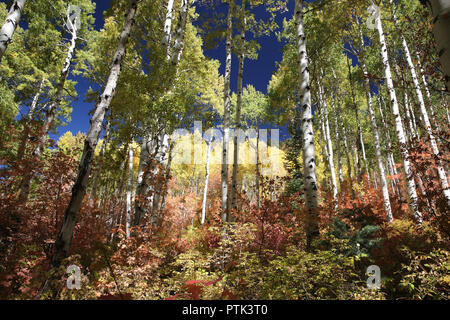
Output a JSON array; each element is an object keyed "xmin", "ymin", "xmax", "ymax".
[{"xmin": 54, "ymin": 0, "xmax": 299, "ymax": 139}]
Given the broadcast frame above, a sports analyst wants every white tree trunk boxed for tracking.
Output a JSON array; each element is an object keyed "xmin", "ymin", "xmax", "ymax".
[
  {"xmin": 50, "ymin": 0, "xmax": 138, "ymax": 268},
  {"xmin": 134, "ymin": 135, "xmax": 154, "ymax": 226},
  {"xmin": 332, "ymin": 70, "xmax": 353, "ymax": 187},
  {"xmin": 352, "ymin": 144, "xmax": 360, "ymax": 183},
  {"xmin": 377, "ymin": 92, "xmax": 402, "ymax": 197},
  {"xmin": 231, "ymin": 0, "xmax": 246, "ymax": 214},
  {"xmin": 159, "ymin": 138, "xmax": 175, "ymax": 215},
  {"xmin": 359, "ymin": 28, "xmax": 393, "ymax": 222},
  {"xmin": 391, "ymin": 3, "xmax": 450, "ymax": 207},
  {"xmin": 256, "ymin": 126, "xmax": 260, "ymax": 208},
  {"xmin": 374, "ymin": 8, "xmax": 422, "ymax": 222},
  {"xmin": 415, "ymin": 52, "xmax": 439, "ymax": 126},
  {"xmin": 163, "ymin": 0, "xmax": 175, "ymax": 53},
  {"xmin": 151, "ymin": 134, "xmax": 170, "ymax": 221},
  {"xmin": 171, "ymin": 0, "xmax": 189, "ymax": 65},
  {"xmin": 318, "ymin": 100, "xmax": 330, "ymax": 191},
  {"xmin": 126, "ymin": 142, "xmax": 134, "ymax": 238},
  {"xmin": 347, "ymin": 56, "xmax": 369, "ymax": 182},
  {"xmin": 91, "ymin": 117, "xmax": 111, "ymax": 200},
  {"xmin": 133, "ymin": 0, "xmax": 190, "ymax": 226},
  {"xmin": 402, "ymin": 86, "xmax": 417, "ymax": 142},
  {"xmin": 16, "ymin": 77, "xmax": 45, "ymax": 162},
  {"xmin": 331, "ymin": 93, "xmax": 343, "ymax": 186},
  {"xmin": 19, "ymin": 13, "xmax": 79, "ymax": 202},
  {"xmin": 35, "ymin": 11, "xmax": 79, "ymax": 158},
  {"xmin": 0, "ymin": 0, "xmax": 26, "ymax": 61},
  {"xmin": 295, "ymin": 0, "xmax": 319, "ymax": 246},
  {"xmin": 318, "ymin": 79, "xmax": 337, "ymax": 201},
  {"xmin": 222, "ymin": 0, "xmax": 233, "ymax": 223},
  {"xmin": 201, "ymin": 138, "xmax": 213, "ymax": 225},
  {"xmin": 28, "ymin": 78, "xmax": 44, "ymax": 120}
]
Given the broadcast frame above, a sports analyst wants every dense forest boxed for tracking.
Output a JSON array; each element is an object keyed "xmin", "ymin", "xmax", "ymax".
[{"xmin": 0, "ymin": 0, "xmax": 449, "ymax": 300}]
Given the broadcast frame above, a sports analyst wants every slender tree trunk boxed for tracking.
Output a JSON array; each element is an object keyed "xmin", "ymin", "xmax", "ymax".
[
  {"xmin": 91, "ymin": 117, "xmax": 111, "ymax": 200},
  {"xmin": 17, "ymin": 77, "xmax": 45, "ymax": 162},
  {"xmin": 35, "ymin": 13, "xmax": 79, "ymax": 159},
  {"xmin": 393, "ymin": 63, "xmax": 419, "ymax": 142},
  {"xmin": 332, "ymin": 70, "xmax": 354, "ymax": 194},
  {"xmin": 126, "ymin": 142, "xmax": 134, "ymax": 238},
  {"xmin": 374, "ymin": 7, "xmax": 422, "ymax": 222},
  {"xmin": 222, "ymin": 0, "xmax": 233, "ymax": 223},
  {"xmin": 50, "ymin": 0, "xmax": 138, "ymax": 269},
  {"xmin": 421, "ymin": 0, "xmax": 450, "ymax": 90},
  {"xmin": 406, "ymin": 89, "xmax": 419, "ymax": 138},
  {"xmin": 159, "ymin": 138, "xmax": 175, "ymax": 215},
  {"xmin": 318, "ymin": 77, "xmax": 337, "ymax": 202},
  {"xmin": 19, "ymin": 14, "xmax": 79, "ymax": 202},
  {"xmin": 386, "ymin": 158, "xmax": 396, "ymax": 192},
  {"xmin": 134, "ymin": 135, "xmax": 153, "ymax": 226},
  {"xmin": 163, "ymin": 0, "xmax": 175, "ymax": 53},
  {"xmin": 201, "ymin": 138, "xmax": 213, "ymax": 225},
  {"xmin": 133, "ymin": 0, "xmax": 189, "ymax": 226},
  {"xmin": 359, "ymin": 28, "xmax": 393, "ymax": 222},
  {"xmin": 110, "ymin": 147, "xmax": 128, "ymax": 242},
  {"xmin": 331, "ymin": 93, "xmax": 343, "ymax": 186},
  {"xmin": 377, "ymin": 91, "xmax": 402, "ymax": 197},
  {"xmin": 341, "ymin": 116, "xmax": 354, "ymax": 191},
  {"xmin": 415, "ymin": 52, "xmax": 439, "ymax": 127},
  {"xmin": 151, "ymin": 134, "xmax": 170, "ymax": 223},
  {"xmin": 0, "ymin": 0, "xmax": 26, "ymax": 61},
  {"xmin": 295, "ymin": 0, "xmax": 319, "ymax": 247},
  {"xmin": 391, "ymin": 3, "xmax": 450, "ymax": 207},
  {"xmin": 256, "ymin": 126, "xmax": 260, "ymax": 209},
  {"xmin": 401, "ymin": 83, "xmax": 417, "ymax": 142},
  {"xmin": 231, "ymin": 0, "xmax": 246, "ymax": 214},
  {"xmin": 318, "ymin": 101, "xmax": 330, "ymax": 191},
  {"xmin": 171, "ymin": 0, "xmax": 189, "ymax": 65},
  {"xmin": 347, "ymin": 56, "xmax": 369, "ymax": 183},
  {"xmin": 352, "ymin": 145, "xmax": 360, "ymax": 183},
  {"xmin": 131, "ymin": 0, "xmax": 178, "ymax": 220}
]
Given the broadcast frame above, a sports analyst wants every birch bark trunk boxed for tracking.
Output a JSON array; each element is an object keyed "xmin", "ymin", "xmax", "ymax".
[
  {"xmin": 231, "ymin": 0, "xmax": 246, "ymax": 214},
  {"xmin": 331, "ymin": 93, "xmax": 343, "ymax": 186},
  {"xmin": 163, "ymin": 0, "xmax": 175, "ymax": 53},
  {"xmin": 91, "ymin": 117, "xmax": 111, "ymax": 200},
  {"xmin": 317, "ymin": 77, "xmax": 337, "ymax": 202},
  {"xmin": 415, "ymin": 52, "xmax": 438, "ymax": 127},
  {"xmin": 295, "ymin": 0, "xmax": 319, "ymax": 247},
  {"xmin": 133, "ymin": 0, "xmax": 190, "ymax": 226},
  {"xmin": 17, "ymin": 78, "xmax": 45, "ymax": 162},
  {"xmin": 171, "ymin": 0, "xmax": 189, "ymax": 65},
  {"xmin": 391, "ymin": 1, "xmax": 450, "ymax": 207},
  {"xmin": 359, "ymin": 28, "xmax": 393, "ymax": 222},
  {"xmin": 332, "ymin": 70, "xmax": 354, "ymax": 191},
  {"xmin": 222, "ymin": 0, "xmax": 234, "ymax": 223},
  {"xmin": 0, "ymin": 0, "xmax": 26, "ymax": 61},
  {"xmin": 374, "ymin": 6, "xmax": 422, "ymax": 222},
  {"xmin": 19, "ymin": 11, "xmax": 79, "ymax": 202},
  {"xmin": 377, "ymin": 92, "xmax": 402, "ymax": 198},
  {"xmin": 35, "ymin": 11, "xmax": 79, "ymax": 158},
  {"xmin": 159, "ymin": 138, "xmax": 175, "ymax": 215},
  {"xmin": 347, "ymin": 56, "xmax": 369, "ymax": 182},
  {"xmin": 50, "ymin": 0, "xmax": 138, "ymax": 268},
  {"xmin": 201, "ymin": 138, "xmax": 213, "ymax": 225},
  {"xmin": 126, "ymin": 142, "xmax": 134, "ymax": 238}
]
